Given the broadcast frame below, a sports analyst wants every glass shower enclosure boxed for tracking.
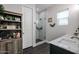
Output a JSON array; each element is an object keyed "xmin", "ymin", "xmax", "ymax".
[{"xmin": 36, "ymin": 11, "xmax": 46, "ymax": 43}]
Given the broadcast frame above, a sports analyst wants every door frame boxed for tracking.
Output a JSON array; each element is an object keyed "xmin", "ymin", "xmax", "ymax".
[{"xmin": 22, "ymin": 6, "xmax": 34, "ymax": 49}]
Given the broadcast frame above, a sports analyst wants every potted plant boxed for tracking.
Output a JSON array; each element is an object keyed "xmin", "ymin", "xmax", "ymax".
[
  {"xmin": 0, "ymin": 5, "xmax": 4, "ymax": 19},
  {"xmin": 12, "ymin": 16, "xmax": 15, "ymax": 20},
  {"xmin": 0, "ymin": 5, "xmax": 4, "ymax": 14},
  {"xmin": 5, "ymin": 15, "xmax": 12, "ymax": 20}
]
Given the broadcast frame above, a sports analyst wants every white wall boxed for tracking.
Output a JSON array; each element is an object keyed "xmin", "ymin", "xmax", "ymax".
[
  {"xmin": 3, "ymin": 4, "xmax": 22, "ymax": 13},
  {"xmin": 46, "ymin": 4, "xmax": 79, "ymax": 41}
]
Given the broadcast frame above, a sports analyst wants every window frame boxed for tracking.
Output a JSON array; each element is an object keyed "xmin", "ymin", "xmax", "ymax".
[{"xmin": 57, "ymin": 9, "xmax": 69, "ymax": 26}]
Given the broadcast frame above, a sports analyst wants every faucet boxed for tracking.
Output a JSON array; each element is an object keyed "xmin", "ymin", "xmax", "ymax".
[
  {"xmin": 71, "ymin": 33, "xmax": 79, "ymax": 40},
  {"xmin": 71, "ymin": 36, "xmax": 79, "ymax": 40}
]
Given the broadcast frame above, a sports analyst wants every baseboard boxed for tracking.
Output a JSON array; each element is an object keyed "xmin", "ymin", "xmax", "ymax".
[
  {"xmin": 35, "ymin": 40, "xmax": 47, "ymax": 47},
  {"xmin": 45, "ymin": 40, "xmax": 50, "ymax": 43},
  {"xmin": 32, "ymin": 40, "xmax": 50, "ymax": 47},
  {"xmin": 23, "ymin": 46, "xmax": 33, "ymax": 50}
]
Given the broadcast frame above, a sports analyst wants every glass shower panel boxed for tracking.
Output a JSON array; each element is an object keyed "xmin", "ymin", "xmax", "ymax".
[{"xmin": 36, "ymin": 11, "xmax": 46, "ymax": 43}]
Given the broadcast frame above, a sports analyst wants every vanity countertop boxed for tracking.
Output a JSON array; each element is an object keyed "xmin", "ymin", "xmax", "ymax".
[{"xmin": 49, "ymin": 34, "xmax": 79, "ymax": 53}]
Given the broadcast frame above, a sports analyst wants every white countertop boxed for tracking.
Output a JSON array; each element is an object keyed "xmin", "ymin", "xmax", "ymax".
[{"xmin": 49, "ymin": 34, "xmax": 79, "ymax": 53}]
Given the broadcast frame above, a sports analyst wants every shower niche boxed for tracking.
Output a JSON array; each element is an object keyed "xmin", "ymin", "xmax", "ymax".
[{"xmin": 36, "ymin": 10, "xmax": 46, "ymax": 43}]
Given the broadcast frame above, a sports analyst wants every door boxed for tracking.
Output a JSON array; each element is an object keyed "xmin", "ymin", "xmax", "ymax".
[{"xmin": 22, "ymin": 6, "xmax": 33, "ymax": 49}]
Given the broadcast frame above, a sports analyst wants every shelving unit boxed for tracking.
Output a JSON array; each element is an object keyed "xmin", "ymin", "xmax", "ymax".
[
  {"xmin": 0, "ymin": 19, "xmax": 21, "ymax": 23},
  {"xmin": 0, "ymin": 10, "xmax": 22, "ymax": 54}
]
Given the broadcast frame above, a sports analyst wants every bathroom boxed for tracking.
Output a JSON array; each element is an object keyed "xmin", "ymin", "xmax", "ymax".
[{"xmin": 0, "ymin": 4, "xmax": 79, "ymax": 54}]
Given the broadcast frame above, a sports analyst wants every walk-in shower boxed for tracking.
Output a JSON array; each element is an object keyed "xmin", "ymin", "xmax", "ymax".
[{"xmin": 36, "ymin": 9, "xmax": 46, "ymax": 43}]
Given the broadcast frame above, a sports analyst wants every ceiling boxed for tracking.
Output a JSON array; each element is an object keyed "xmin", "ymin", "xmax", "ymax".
[{"xmin": 36, "ymin": 4, "xmax": 53, "ymax": 12}]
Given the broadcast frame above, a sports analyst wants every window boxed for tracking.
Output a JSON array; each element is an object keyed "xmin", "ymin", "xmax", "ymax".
[{"xmin": 57, "ymin": 9, "xmax": 69, "ymax": 25}]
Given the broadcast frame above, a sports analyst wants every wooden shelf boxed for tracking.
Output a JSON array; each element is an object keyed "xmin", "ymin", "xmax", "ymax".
[
  {"xmin": 0, "ymin": 38, "xmax": 22, "ymax": 42},
  {"xmin": 0, "ymin": 19, "xmax": 21, "ymax": 23},
  {"xmin": 0, "ymin": 29, "xmax": 21, "ymax": 31},
  {"xmin": 4, "ymin": 10, "xmax": 22, "ymax": 17},
  {"xmin": 0, "ymin": 39, "xmax": 13, "ymax": 42}
]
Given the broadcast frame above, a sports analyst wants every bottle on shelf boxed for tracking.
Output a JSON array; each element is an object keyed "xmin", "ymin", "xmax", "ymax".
[{"xmin": 16, "ymin": 32, "xmax": 20, "ymax": 39}]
